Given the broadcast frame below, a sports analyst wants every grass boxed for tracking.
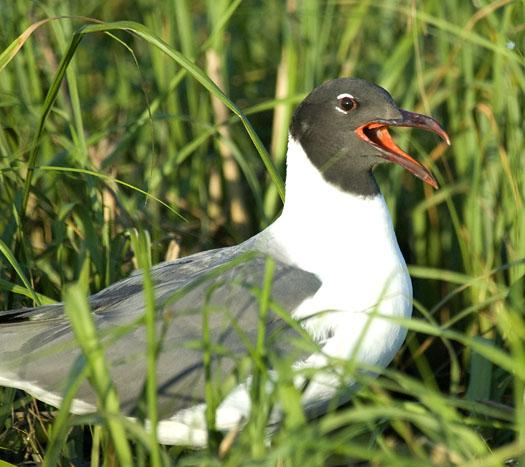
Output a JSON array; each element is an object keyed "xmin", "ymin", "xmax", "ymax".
[{"xmin": 0, "ymin": 0, "xmax": 524, "ymax": 464}]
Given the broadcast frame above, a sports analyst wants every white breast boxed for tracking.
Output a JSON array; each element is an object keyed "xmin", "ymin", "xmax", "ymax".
[{"xmin": 259, "ymin": 136, "xmax": 413, "ymax": 369}]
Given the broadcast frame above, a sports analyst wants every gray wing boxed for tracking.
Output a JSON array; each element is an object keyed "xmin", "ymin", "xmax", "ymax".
[{"xmin": 0, "ymin": 245, "xmax": 321, "ymax": 418}]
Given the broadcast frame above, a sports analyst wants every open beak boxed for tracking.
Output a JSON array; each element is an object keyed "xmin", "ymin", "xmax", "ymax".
[{"xmin": 355, "ymin": 109, "xmax": 450, "ymax": 189}]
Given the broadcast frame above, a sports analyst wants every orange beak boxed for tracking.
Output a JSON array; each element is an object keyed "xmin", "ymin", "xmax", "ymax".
[{"xmin": 355, "ymin": 109, "xmax": 450, "ymax": 189}]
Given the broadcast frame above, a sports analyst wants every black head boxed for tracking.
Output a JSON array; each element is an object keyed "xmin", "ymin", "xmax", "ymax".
[{"xmin": 290, "ymin": 78, "xmax": 450, "ymax": 197}]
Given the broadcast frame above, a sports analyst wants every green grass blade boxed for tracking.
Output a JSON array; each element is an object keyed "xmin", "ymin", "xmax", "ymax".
[
  {"xmin": 129, "ymin": 229, "xmax": 161, "ymax": 466},
  {"xmin": 0, "ymin": 238, "xmax": 40, "ymax": 305},
  {"xmin": 63, "ymin": 280, "xmax": 132, "ymax": 465}
]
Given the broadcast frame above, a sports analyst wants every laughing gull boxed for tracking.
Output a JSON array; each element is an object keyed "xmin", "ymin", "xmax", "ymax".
[{"xmin": 0, "ymin": 78, "xmax": 450, "ymax": 446}]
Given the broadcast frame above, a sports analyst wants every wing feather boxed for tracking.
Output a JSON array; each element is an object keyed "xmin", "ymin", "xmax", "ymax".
[{"xmin": 0, "ymin": 245, "xmax": 321, "ymax": 417}]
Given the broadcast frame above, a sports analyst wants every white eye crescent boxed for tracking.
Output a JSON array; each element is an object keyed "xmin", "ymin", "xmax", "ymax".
[{"xmin": 336, "ymin": 93, "xmax": 358, "ymax": 114}]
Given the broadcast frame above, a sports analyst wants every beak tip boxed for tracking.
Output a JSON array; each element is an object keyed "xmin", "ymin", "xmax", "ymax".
[
  {"xmin": 435, "ymin": 125, "xmax": 451, "ymax": 147},
  {"xmin": 424, "ymin": 174, "xmax": 439, "ymax": 189}
]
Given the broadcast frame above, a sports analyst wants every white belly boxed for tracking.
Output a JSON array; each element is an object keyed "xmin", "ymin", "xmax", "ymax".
[{"xmin": 293, "ymin": 262, "xmax": 412, "ymax": 366}]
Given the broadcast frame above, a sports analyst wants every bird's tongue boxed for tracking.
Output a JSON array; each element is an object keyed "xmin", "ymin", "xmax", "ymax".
[{"xmin": 364, "ymin": 123, "xmax": 407, "ymax": 157}]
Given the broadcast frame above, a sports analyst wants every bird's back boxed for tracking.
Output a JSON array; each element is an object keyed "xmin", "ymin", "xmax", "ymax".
[{"xmin": 0, "ymin": 241, "xmax": 321, "ymax": 417}]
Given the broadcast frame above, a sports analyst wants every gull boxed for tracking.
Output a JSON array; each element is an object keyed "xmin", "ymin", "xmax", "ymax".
[{"xmin": 0, "ymin": 78, "xmax": 450, "ymax": 446}]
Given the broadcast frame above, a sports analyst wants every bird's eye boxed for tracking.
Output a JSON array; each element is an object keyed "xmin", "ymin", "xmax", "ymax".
[{"xmin": 336, "ymin": 94, "xmax": 358, "ymax": 114}]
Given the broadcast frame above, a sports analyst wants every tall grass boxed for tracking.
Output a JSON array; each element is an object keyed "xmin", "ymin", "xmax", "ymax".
[{"xmin": 0, "ymin": 0, "xmax": 524, "ymax": 464}]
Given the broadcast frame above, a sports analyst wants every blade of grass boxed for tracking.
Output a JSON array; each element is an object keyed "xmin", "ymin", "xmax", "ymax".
[
  {"xmin": 63, "ymin": 279, "xmax": 132, "ymax": 465},
  {"xmin": 129, "ymin": 229, "xmax": 161, "ymax": 466},
  {"xmin": 0, "ymin": 238, "xmax": 40, "ymax": 305}
]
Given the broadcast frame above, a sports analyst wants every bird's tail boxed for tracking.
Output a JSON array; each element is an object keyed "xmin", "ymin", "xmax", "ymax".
[
  {"xmin": 0, "ymin": 304, "xmax": 65, "ymax": 382},
  {"xmin": 0, "ymin": 304, "xmax": 82, "ymax": 412}
]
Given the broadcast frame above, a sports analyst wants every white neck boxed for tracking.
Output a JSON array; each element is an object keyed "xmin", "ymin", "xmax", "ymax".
[{"xmin": 264, "ymin": 136, "xmax": 405, "ymax": 284}]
